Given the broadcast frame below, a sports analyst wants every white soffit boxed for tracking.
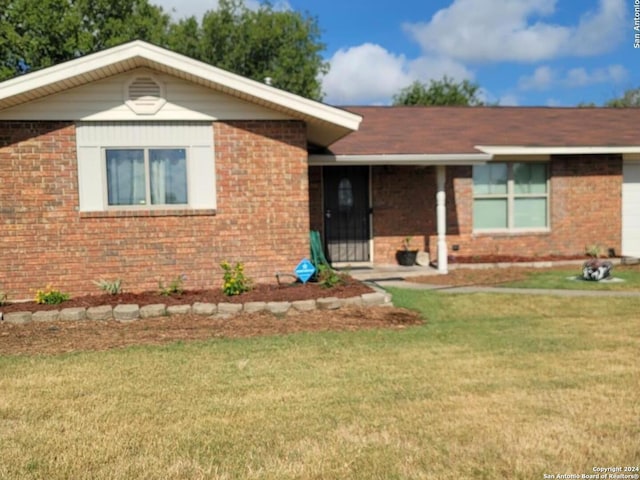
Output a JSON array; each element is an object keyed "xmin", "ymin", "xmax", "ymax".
[
  {"xmin": 309, "ymin": 153, "xmax": 491, "ymax": 166},
  {"xmin": 0, "ymin": 41, "xmax": 361, "ymax": 146},
  {"xmin": 476, "ymin": 145, "xmax": 640, "ymax": 156}
]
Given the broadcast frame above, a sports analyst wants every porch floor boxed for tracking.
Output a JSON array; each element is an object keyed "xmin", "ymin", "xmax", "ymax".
[{"xmin": 339, "ymin": 264, "xmax": 440, "ymax": 282}]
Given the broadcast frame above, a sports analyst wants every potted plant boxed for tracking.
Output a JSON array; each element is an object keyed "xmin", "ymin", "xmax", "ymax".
[{"xmin": 396, "ymin": 236, "xmax": 419, "ymax": 266}]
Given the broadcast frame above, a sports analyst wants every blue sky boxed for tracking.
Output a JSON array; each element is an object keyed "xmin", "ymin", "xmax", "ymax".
[{"xmin": 152, "ymin": 0, "xmax": 639, "ymax": 106}]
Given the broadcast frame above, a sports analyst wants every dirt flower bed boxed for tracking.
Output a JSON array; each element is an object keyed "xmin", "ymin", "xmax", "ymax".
[
  {"xmin": 0, "ymin": 278, "xmax": 373, "ymax": 313},
  {"xmin": 0, "ymin": 307, "xmax": 424, "ymax": 355},
  {"xmin": 0, "ymin": 278, "xmax": 426, "ymax": 356}
]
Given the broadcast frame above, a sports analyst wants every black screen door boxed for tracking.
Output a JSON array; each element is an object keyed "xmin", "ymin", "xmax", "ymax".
[{"xmin": 323, "ymin": 166, "xmax": 370, "ymax": 263}]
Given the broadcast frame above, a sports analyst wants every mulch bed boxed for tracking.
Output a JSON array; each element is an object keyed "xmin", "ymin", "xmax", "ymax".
[
  {"xmin": 0, "ymin": 278, "xmax": 373, "ymax": 313},
  {"xmin": 0, "ymin": 278, "xmax": 426, "ymax": 356},
  {"xmin": 0, "ymin": 307, "xmax": 424, "ymax": 355}
]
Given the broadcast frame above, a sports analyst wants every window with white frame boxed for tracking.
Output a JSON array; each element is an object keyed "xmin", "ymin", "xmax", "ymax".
[
  {"xmin": 76, "ymin": 122, "xmax": 215, "ymax": 212},
  {"xmin": 473, "ymin": 162, "xmax": 549, "ymax": 230},
  {"xmin": 105, "ymin": 148, "xmax": 188, "ymax": 206}
]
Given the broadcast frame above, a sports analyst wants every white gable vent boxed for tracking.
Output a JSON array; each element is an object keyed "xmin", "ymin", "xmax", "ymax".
[{"xmin": 124, "ymin": 75, "xmax": 166, "ymax": 115}]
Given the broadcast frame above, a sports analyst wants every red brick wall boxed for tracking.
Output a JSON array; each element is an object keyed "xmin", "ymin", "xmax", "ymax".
[
  {"xmin": 313, "ymin": 158, "xmax": 622, "ymax": 266},
  {"xmin": 0, "ymin": 120, "xmax": 309, "ymax": 300},
  {"xmin": 428, "ymin": 157, "xmax": 622, "ymax": 261},
  {"xmin": 371, "ymin": 165, "xmax": 436, "ymax": 263}
]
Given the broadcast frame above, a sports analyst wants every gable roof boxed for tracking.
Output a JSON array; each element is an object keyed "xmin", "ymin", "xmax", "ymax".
[
  {"xmin": 0, "ymin": 41, "xmax": 361, "ymax": 147},
  {"xmin": 325, "ymin": 106, "xmax": 640, "ymax": 157}
]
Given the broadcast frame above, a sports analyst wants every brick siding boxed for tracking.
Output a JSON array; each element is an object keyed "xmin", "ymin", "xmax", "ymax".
[
  {"xmin": 314, "ymin": 158, "xmax": 622, "ymax": 266},
  {"xmin": 0, "ymin": 120, "xmax": 309, "ymax": 300},
  {"xmin": 428, "ymin": 156, "xmax": 622, "ymax": 261}
]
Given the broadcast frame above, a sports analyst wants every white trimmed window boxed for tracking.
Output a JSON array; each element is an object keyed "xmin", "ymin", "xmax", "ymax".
[
  {"xmin": 106, "ymin": 148, "xmax": 187, "ymax": 206},
  {"xmin": 473, "ymin": 162, "xmax": 549, "ymax": 231},
  {"xmin": 76, "ymin": 122, "xmax": 215, "ymax": 212}
]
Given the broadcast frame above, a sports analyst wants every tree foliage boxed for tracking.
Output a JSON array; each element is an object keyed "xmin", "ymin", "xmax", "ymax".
[
  {"xmin": 0, "ymin": 0, "xmax": 171, "ymax": 80},
  {"xmin": 168, "ymin": 0, "xmax": 328, "ymax": 100},
  {"xmin": 392, "ymin": 76, "xmax": 484, "ymax": 106},
  {"xmin": 0, "ymin": 0, "xmax": 328, "ymax": 100},
  {"xmin": 605, "ymin": 88, "xmax": 640, "ymax": 107}
]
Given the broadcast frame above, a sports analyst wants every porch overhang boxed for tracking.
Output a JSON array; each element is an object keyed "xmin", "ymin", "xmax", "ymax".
[
  {"xmin": 475, "ymin": 145, "xmax": 640, "ymax": 159},
  {"xmin": 308, "ymin": 153, "xmax": 491, "ymax": 166}
]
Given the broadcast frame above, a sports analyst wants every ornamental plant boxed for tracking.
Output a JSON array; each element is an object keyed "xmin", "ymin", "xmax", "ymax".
[
  {"xmin": 317, "ymin": 264, "xmax": 347, "ymax": 288},
  {"xmin": 221, "ymin": 261, "xmax": 252, "ymax": 296},
  {"xmin": 35, "ymin": 285, "xmax": 70, "ymax": 305},
  {"xmin": 159, "ymin": 274, "xmax": 186, "ymax": 296},
  {"xmin": 0, "ymin": 290, "xmax": 7, "ymax": 306},
  {"xmin": 93, "ymin": 278, "xmax": 122, "ymax": 295}
]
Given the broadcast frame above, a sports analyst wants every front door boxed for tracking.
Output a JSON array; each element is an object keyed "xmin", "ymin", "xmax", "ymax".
[{"xmin": 323, "ymin": 166, "xmax": 370, "ymax": 263}]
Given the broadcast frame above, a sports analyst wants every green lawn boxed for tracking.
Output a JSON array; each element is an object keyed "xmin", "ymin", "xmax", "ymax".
[
  {"xmin": 1, "ymin": 290, "xmax": 639, "ymax": 479},
  {"xmin": 503, "ymin": 264, "xmax": 640, "ymax": 290}
]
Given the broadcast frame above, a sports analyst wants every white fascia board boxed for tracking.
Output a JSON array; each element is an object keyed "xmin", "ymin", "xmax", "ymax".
[
  {"xmin": 309, "ymin": 153, "xmax": 491, "ymax": 166},
  {"xmin": 476, "ymin": 145, "xmax": 640, "ymax": 156},
  {"xmin": 137, "ymin": 44, "xmax": 362, "ymax": 131},
  {"xmin": 0, "ymin": 41, "xmax": 362, "ymax": 134}
]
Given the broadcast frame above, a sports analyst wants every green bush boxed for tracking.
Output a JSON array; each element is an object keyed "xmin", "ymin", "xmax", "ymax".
[
  {"xmin": 159, "ymin": 274, "xmax": 186, "ymax": 296},
  {"xmin": 317, "ymin": 265, "xmax": 347, "ymax": 288},
  {"xmin": 35, "ymin": 285, "xmax": 70, "ymax": 305},
  {"xmin": 221, "ymin": 262, "xmax": 252, "ymax": 296}
]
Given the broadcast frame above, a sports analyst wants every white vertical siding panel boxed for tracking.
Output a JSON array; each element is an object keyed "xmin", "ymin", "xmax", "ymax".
[
  {"xmin": 189, "ymin": 146, "xmax": 216, "ymax": 209},
  {"xmin": 76, "ymin": 122, "xmax": 216, "ymax": 211},
  {"xmin": 622, "ymin": 161, "xmax": 640, "ymax": 257},
  {"xmin": 76, "ymin": 146, "xmax": 105, "ymax": 211}
]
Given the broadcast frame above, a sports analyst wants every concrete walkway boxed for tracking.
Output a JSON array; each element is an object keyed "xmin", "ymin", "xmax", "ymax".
[
  {"xmin": 347, "ymin": 262, "xmax": 640, "ymax": 298},
  {"xmin": 372, "ymin": 280, "xmax": 640, "ymax": 297}
]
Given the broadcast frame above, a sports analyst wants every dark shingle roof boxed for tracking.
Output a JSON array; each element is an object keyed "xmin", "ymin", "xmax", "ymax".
[{"xmin": 326, "ymin": 106, "xmax": 640, "ymax": 155}]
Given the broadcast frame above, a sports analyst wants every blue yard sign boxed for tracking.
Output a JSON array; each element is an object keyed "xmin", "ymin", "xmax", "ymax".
[{"xmin": 294, "ymin": 258, "xmax": 316, "ymax": 284}]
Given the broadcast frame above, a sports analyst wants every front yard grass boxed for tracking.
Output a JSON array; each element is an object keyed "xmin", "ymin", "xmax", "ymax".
[
  {"xmin": 502, "ymin": 264, "xmax": 640, "ymax": 290},
  {"xmin": 1, "ymin": 290, "xmax": 638, "ymax": 479}
]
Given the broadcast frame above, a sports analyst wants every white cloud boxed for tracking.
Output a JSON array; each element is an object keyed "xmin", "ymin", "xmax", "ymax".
[
  {"xmin": 498, "ymin": 94, "xmax": 520, "ymax": 106},
  {"xmin": 518, "ymin": 64, "xmax": 628, "ymax": 91},
  {"xmin": 564, "ymin": 65, "xmax": 628, "ymax": 87},
  {"xmin": 403, "ymin": 0, "xmax": 625, "ymax": 63},
  {"xmin": 322, "ymin": 44, "xmax": 411, "ymax": 105},
  {"xmin": 322, "ymin": 43, "xmax": 474, "ymax": 105},
  {"xmin": 518, "ymin": 66, "xmax": 556, "ymax": 91},
  {"xmin": 569, "ymin": 0, "xmax": 626, "ymax": 55}
]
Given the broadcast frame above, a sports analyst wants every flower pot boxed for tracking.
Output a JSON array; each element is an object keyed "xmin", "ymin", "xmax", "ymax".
[{"xmin": 396, "ymin": 250, "xmax": 418, "ymax": 266}]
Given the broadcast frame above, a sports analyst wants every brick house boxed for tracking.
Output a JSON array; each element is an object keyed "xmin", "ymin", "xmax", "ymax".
[
  {"xmin": 311, "ymin": 107, "xmax": 640, "ymax": 273},
  {"xmin": 1, "ymin": 41, "xmax": 639, "ymax": 299}
]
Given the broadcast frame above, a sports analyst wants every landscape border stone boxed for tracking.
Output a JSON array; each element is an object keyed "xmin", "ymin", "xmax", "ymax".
[{"xmin": 0, "ymin": 292, "xmax": 393, "ymax": 325}]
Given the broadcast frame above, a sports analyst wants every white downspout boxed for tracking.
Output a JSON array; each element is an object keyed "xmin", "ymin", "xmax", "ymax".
[{"xmin": 436, "ymin": 165, "xmax": 448, "ymax": 274}]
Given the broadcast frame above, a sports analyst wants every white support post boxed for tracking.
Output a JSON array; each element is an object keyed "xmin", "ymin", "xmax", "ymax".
[{"xmin": 436, "ymin": 165, "xmax": 448, "ymax": 274}]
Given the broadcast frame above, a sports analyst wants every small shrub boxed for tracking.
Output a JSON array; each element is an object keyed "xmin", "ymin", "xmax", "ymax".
[
  {"xmin": 317, "ymin": 265, "xmax": 347, "ymax": 288},
  {"xmin": 93, "ymin": 279, "xmax": 122, "ymax": 295},
  {"xmin": 35, "ymin": 285, "xmax": 70, "ymax": 305},
  {"xmin": 159, "ymin": 274, "xmax": 186, "ymax": 296},
  {"xmin": 585, "ymin": 244, "xmax": 603, "ymax": 258},
  {"xmin": 0, "ymin": 290, "xmax": 7, "ymax": 306},
  {"xmin": 221, "ymin": 261, "xmax": 252, "ymax": 296}
]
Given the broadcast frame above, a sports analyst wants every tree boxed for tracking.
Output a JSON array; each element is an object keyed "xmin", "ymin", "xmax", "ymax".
[
  {"xmin": 605, "ymin": 88, "xmax": 640, "ymax": 107},
  {"xmin": 392, "ymin": 76, "xmax": 484, "ymax": 106},
  {"xmin": 0, "ymin": 0, "xmax": 171, "ymax": 81},
  {"xmin": 168, "ymin": 0, "xmax": 328, "ymax": 100}
]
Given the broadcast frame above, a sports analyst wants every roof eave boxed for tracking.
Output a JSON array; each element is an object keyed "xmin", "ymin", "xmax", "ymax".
[
  {"xmin": 476, "ymin": 145, "xmax": 640, "ymax": 156},
  {"xmin": 0, "ymin": 41, "xmax": 361, "ymax": 147},
  {"xmin": 309, "ymin": 153, "xmax": 491, "ymax": 166}
]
